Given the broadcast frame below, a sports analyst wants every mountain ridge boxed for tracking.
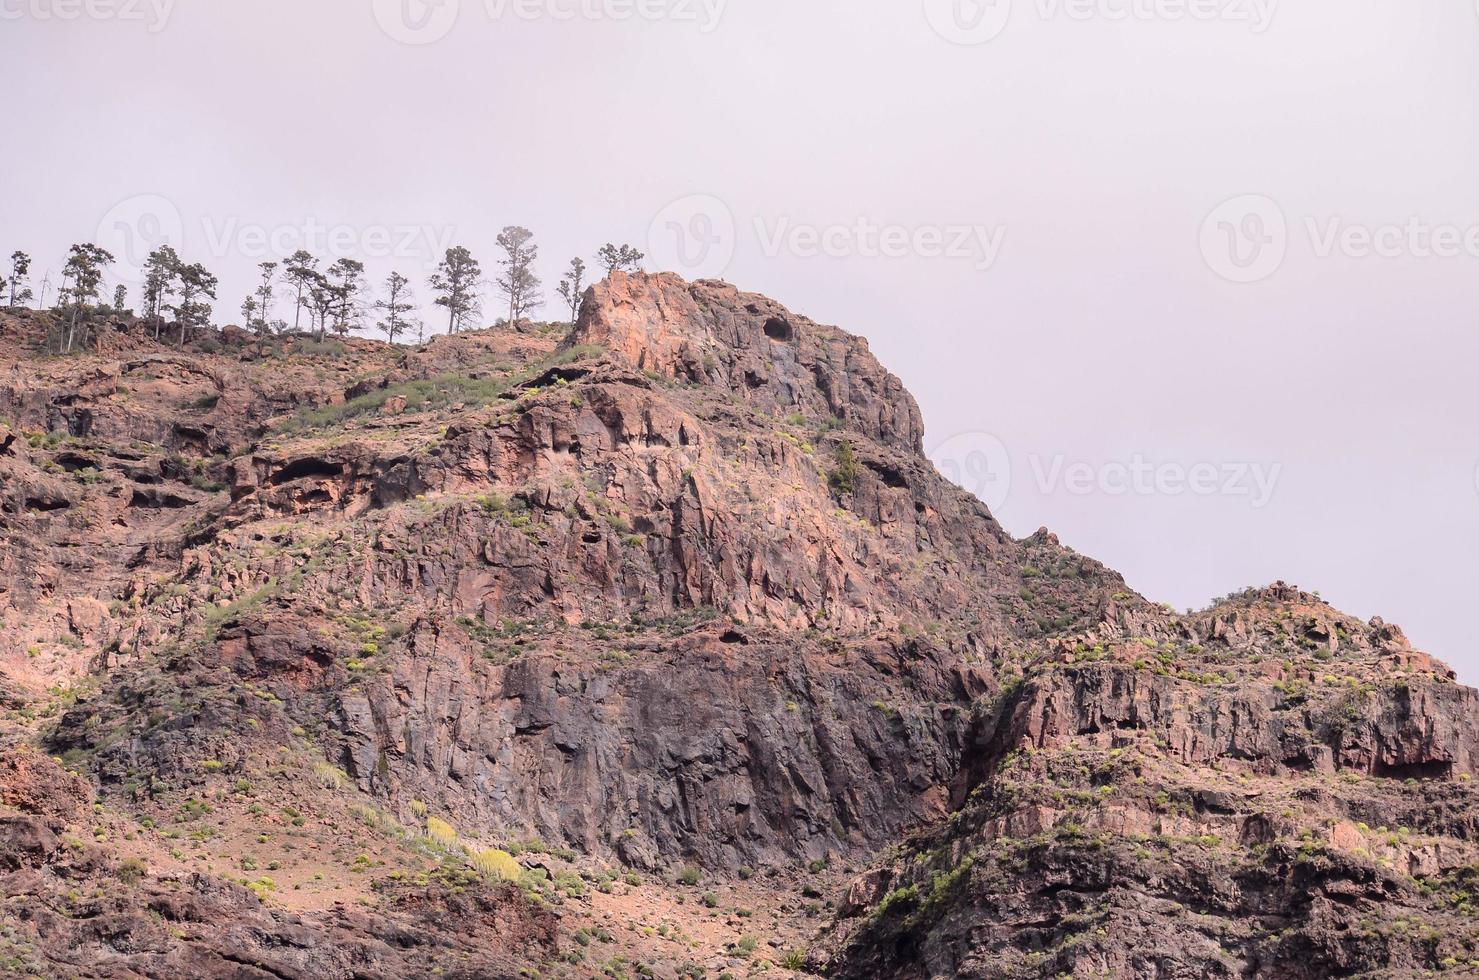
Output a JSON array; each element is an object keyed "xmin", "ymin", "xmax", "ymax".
[{"xmin": 0, "ymin": 273, "xmax": 1474, "ymax": 978}]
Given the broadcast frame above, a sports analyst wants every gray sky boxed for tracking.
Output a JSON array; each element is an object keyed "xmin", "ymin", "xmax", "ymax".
[{"xmin": 3, "ymin": 0, "xmax": 1477, "ymax": 676}]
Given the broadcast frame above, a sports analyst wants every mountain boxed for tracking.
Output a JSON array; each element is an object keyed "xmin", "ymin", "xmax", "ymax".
[{"xmin": 0, "ymin": 272, "xmax": 1475, "ymax": 979}]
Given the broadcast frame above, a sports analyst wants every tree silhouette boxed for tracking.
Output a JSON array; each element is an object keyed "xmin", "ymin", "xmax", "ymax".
[
  {"xmin": 281, "ymin": 250, "xmax": 318, "ymax": 333},
  {"xmin": 495, "ymin": 226, "xmax": 542, "ymax": 328},
  {"xmin": 375, "ymin": 271, "xmax": 416, "ymax": 344},
  {"xmin": 7, "ymin": 252, "xmax": 32, "ymax": 308},
  {"xmin": 429, "ymin": 246, "xmax": 482, "ymax": 334},
  {"xmin": 60, "ymin": 243, "xmax": 115, "ymax": 352},
  {"xmin": 597, "ymin": 243, "xmax": 644, "ymax": 274},
  {"xmin": 556, "ymin": 256, "xmax": 586, "ymax": 325}
]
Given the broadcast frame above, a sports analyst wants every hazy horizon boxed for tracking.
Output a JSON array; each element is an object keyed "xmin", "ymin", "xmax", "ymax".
[{"xmin": 4, "ymin": 0, "xmax": 1477, "ymax": 676}]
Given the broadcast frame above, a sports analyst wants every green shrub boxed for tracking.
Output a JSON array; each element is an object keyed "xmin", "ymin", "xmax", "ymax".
[{"xmin": 827, "ymin": 441, "xmax": 859, "ymax": 496}]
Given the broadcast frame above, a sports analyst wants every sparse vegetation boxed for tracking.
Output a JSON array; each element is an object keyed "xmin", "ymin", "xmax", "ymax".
[{"xmin": 827, "ymin": 440, "xmax": 860, "ymax": 497}]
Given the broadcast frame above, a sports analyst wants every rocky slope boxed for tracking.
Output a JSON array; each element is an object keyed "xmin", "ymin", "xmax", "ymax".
[{"xmin": 0, "ymin": 274, "xmax": 1474, "ymax": 979}]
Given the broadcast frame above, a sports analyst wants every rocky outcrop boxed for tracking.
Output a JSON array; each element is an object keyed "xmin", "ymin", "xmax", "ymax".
[
  {"xmin": 820, "ymin": 597, "xmax": 1479, "ymax": 979},
  {"xmin": 992, "ymin": 665, "xmax": 1479, "ymax": 780},
  {"xmin": 0, "ymin": 278, "xmax": 1475, "ymax": 979},
  {"xmin": 573, "ymin": 272, "xmax": 927, "ymax": 453}
]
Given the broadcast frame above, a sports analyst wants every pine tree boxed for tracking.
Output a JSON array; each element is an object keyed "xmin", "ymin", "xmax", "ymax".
[
  {"xmin": 7, "ymin": 252, "xmax": 32, "ymax": 308},
  {"xmin": 555, "ymin": 256, "xmax": 586, "ymax": 325},
  {"xmin": 281, "ymin": 250, "xmax": 318, "ymax": 333},
  {"xmin": 429, "ymin": 246, "xmax": 482, "ymax": 334},
  {"xmin": 306, "ymin": 272, "xmax": 336, "ymax": 342},
  {"xmin": 597, "ymin": 243, "xmax": 644, "ymax": 274},
  {"xmin": 60, "ymin": 243, "xmax": 115, "ymax": 352},
  {"xmin": 374, "ymin": 271, "xmax": 416, "ymax": 344},
  {"xmin": 326, "ymin": 258, "xmax": 366, "ymax": 337},
  {"xmin": 141, "ymin": 245, "xmax": 180, "ymax": 339},
  {"xmin": 495, "ymin": 226, "xmax": 542, "ymax": 328},
  {"xmin": 255, "ymin": 262, "xmax": 278, "ymax": 333},
  {"xmin": 167, "ymin": 261, "xmax": 218, "ymax": 346}
]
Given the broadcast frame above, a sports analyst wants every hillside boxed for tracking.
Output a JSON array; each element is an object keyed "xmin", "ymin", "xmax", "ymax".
[{"xmin": 0, "ymin": 273, "xmax": 1475, "ymax": 979}]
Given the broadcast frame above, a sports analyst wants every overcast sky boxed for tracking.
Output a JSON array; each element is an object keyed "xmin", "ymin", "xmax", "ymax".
[{"xmin": 3, "ymin": 0, "xmax": 1477, "ymax": 677}]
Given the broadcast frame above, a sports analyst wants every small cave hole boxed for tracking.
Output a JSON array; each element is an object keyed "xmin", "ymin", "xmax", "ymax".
[
  {"xmin": 762, "ymin": 318, "xmax": 794, "ymax": 342},
  {"xmin": 270, "ymin": 457, "xmax": 342, "ymax": 485},
  {"xmin": 129, "ymin": 489, "xmax": 193, "ymax": 510},
  {"xmin": 53, "ymin": 452, "xmax": 97, "ymax": 473}
]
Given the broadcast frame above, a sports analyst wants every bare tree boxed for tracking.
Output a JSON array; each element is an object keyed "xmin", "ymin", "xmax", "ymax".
[
  {"xmin": 429, "ymin": 245, "xmax": 482, "ymax": 334},
  {"xmin": 555, "ymin": 256, "xmax": 586, "ymax": 325},
  {"xmin": 495, "ymin": 226, "xmax": 542, "ymax": 328}
]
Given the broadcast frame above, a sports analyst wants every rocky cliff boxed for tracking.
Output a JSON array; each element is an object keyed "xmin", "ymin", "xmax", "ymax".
[{"xmin": 0, "ymin": 275, "xmax": 1474, "ymax": 979}]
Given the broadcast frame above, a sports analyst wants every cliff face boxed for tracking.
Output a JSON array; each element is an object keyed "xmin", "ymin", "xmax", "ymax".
[{"xmin": 0, "ymin": 277, "xmax": 1475, "ymax": 979}]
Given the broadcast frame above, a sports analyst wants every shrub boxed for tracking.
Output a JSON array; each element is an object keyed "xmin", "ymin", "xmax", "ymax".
[
  {"xmin": 827, "ymin": 441, "xmax": 859, "ymax": 497},
  {"xmin": 426, "ymin": 816, "xmax": 457, "ymax": 848},
  {"xmin": 313, "ymin": 762, "xmax": 347, "ymax": 789},
  {"xmin": 471, "ymin": 848, "xmax": 522, "ymax": 882},
  {"xmin": 677, "ymin": 866, "xmax": 702, "ymax": 886},
  {"xmin": 117, "ymin": 857, "xmax": 147, "ymax": 885}
]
